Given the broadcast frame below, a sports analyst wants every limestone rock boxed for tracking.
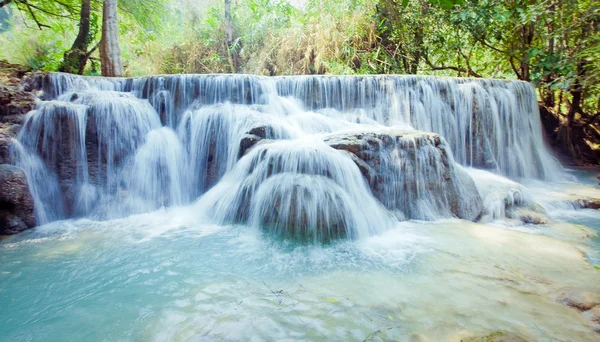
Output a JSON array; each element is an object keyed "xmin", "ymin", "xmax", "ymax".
[
  {"xmin": 0, "ymin": 123, "xmax": 21, "ymax": 164},
  {"xmin": 583, "ymin": 305, "xmax": 600, "ymax": 324},
  {"xmin": 509, "ymin": 208, "xmax": 550, "ymax": 225},
  {"xmin": 560, "ymin": 288, "xmax": 600, "ymax": 311},
  {"xmin": 238, "ymin": 125, "xmax": 276, "ymax": 158},
  {"xmin": 0, "ymin": 85, "xmax": 36, "ymax": 119},
  {"xmin": 461, "ymin": 331, "xmax": 528, "ymax": 342},
  {"xmin": 0, "ymin": 60, "xmax": 31, "ymax": 87},
  {"xmin": 323, "ymin": 129, "xmax": 484, "ymax": 221},
  {"xmin": 0, "ymin": 164, "xmax": 36, "ymax": 234},
  {"xmin": 578, "ymin": 199, "xmax": 600, "ymax": 210}
]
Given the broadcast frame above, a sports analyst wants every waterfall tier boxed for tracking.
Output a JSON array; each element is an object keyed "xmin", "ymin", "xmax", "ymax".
[{"xmin": 11, "ymin": 72, "xmax": 562, "ymax": 241}]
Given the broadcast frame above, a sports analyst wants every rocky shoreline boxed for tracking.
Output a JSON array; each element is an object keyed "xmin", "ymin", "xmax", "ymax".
[{"xmin": 0, "ymin": 61, "xmax": 36, "ymax": 235}]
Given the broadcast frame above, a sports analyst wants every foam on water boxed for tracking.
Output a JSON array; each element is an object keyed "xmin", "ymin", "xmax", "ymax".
[{"xmin": 2, "ymin": 213, "xmax": 599, "ymax": 341}]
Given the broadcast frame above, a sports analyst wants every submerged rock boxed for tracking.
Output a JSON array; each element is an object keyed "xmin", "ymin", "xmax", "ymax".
[
  {"xmin": 461, "ymin": 331, "xmax": 528, "ymax": 342},
  {"xmin": 0, "ymin": 164, "xmax": 35, "ymax": 234},
  {"xmin": 508, "ymin": 208, "xmax": 550, "ymax": 225},
  {"xmin": 324, "ymin": 129, "xmax": 483, "ymax": 221},
  {"xmin": 578, "ymin": 198, "xmax": 600, "ymax": 210},
  {"xmin": 560, "ymin": 288, "xmax": 600, "ymax": 311},
  {"xmin": 252, "ymin": 174, "xmax": 350, "ymax": 242},
  {"xmin": 583, "ymin": 305, "xmax": 600, "ymax": 324}
]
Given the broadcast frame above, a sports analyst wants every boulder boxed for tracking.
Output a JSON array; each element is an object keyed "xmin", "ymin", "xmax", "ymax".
[
  {"xmin": 0, "ymin": 164, "xmax": 36, "ymax": 234},
  {"xmin": 238, "ymin": 125, "xmax": 277, "ymax": 158},
  {"xmin": 0, "ymin": 60, "xmax": 31, "ymax": 87},
  {"xmin": 0, "ymin": 123, "xmax": 21, "ymax": 164},
  {"xmin": 560, "ymin": 288, "xmax": 600, "ymax": 311},
  {"xmin": 461, "ymin": 331, "xmax": 528, "ymax": 342},
  {"xmin": 324, "ymin": 129, "xmax": 484, "ymax": 221},
  {"xmin": 0, "ymin": 85, "xmax": 36, "ymax": 120},
  {"xmin": 583, "ymin": 305, "xmax": 600, "ymax": 324},
  {"xmin": 578, "ymin": 198, "xmax": 600, "ymax": 210},
  {"xmin": 252, "ymin": 174, "xmax": 349, "ymax": 242},
  {"xmin": 508, "ymin": 208, "xmax": 550, "ymax": 225}
]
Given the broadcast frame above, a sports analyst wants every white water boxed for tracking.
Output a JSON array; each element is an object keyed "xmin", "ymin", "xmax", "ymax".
[{"xmin": 15, "ymin": 73, "xmax": 564, "ymax": 236}]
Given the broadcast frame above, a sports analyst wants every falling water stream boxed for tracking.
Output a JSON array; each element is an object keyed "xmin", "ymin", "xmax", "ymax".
[{"xmin": 1, "ymin": 73, "xmax": 600, "ymax": 341}]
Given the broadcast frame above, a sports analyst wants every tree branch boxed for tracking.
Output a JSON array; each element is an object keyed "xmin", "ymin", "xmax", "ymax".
[
  {"xmin": 25, "ymin": 1, "xmax": 76, "ymax": 19},
  {"xmin": 457, "ymin": 46, "xmax": 483, "ymax": 78},
  {"xmin": 53, "ymin": 0, "xmax": 77, "ymax": 11},
  {"xmin": 423, "ymin": 54, "xmax": 481, "ymax": 78},
  {"xmin": 508, "ymin": 57, "xmax": 522, "ymax": 79},
  {"xmin": 22, "ymin": 1, "xmax": 50, "ymax": 30},
  {"xmin": 474, "ymin": 36, "xmax": 511, "ymax": 55},
  {"xmin": 85, "ymin": 41, "xmax": 100, "ymax": 58},
  {"xmin": 577, "ymin": 112, "xmax": 600, "ymax": 128}
]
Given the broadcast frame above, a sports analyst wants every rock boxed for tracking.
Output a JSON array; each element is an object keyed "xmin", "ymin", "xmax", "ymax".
[
  {"xmin": 0, "ymin": 123, "xmax": 21, "ymax": 164},
  {"xmin": 238, "ymin": 124, "xmax": 276, "ymax": 158},
  {"xmin": 583, "ymin": 305, "xmax": 600, "ymax": 324},
  {"xmin": 239, "ymin": 134, "xmax": 263, "ymax": 158},
  {"xmin": 579, "ymin": 199, "xmax": 600, "ymax": 210},
  {"xmin": 0, "ymin": 85, "xmax": 36, "ymax": 119},
  {"xmin": 324, "ymin": 129, "xmax": 484, "ymax": 221},
  {"xmin": 0, "ymin": 164, "xmax": 36, "ymax": 234},
  {"xmin": 0, "ymin": 60, "xmax": 31, "ymax": 87},
  {"xmin": 560, "ymin": 288, "xmax": 600, "ymax": 311},
  {"xmin": 509, "ymin": 208, "xmax": 550, "ymax": 225},
  {"xmin": 255, "ymin": 174, "xmax": 348, "ymax": 242},
  {"xmin": 461, "ymin": 331, "xmax": 528, "ymax": 342}
]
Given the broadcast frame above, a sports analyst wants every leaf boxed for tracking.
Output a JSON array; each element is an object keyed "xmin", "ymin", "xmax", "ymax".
[{"xmin": 326, "ymin": 297, "xmax": 339, "ymax": 303}]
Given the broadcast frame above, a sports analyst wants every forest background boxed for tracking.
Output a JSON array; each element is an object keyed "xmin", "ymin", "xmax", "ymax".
[{"xmin": 0, "ymin": 0, "xmax": 598, "ymax": 164}]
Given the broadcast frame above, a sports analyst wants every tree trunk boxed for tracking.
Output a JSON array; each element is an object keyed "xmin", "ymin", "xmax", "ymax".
[
  {"xmin": 224, "ymin": 0, "xmax": 239, "ymax": 73},
  {"xmin": 519, "ymin": 22, "xmax": 535, "ymax": 82},
  {"xmin": 59, "ymin": 0, "xmax": 92, "ymax": 74},
  {"xmin": 100, "ymin": 0, "xmax": 124, "ymax": 77},
  {"xmin": 409, "ymin": 0, "xmax": 428, "ymax": 74}
]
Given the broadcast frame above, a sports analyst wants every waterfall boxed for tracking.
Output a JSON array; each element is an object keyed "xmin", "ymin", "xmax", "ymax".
[{"xmin": 12, "ymin": 72, "xmax": 563, "ymax": 241}]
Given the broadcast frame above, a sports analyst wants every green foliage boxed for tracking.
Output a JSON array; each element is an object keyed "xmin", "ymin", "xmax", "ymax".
[{"xmin": 0, "ymin": 13, "xmax": 76, "ymax": 70}]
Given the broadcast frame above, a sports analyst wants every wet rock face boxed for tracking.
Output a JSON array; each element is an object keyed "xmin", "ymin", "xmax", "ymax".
[
  {"xmin": 255, "ymin": 175, "xmax": 349, "ymax": 242},
  {"xmin": 0, "ymin": 85, "xmax": 36, "ymax": 121},
  {"xmin": 560, "ymin": 288, "xmax": 600, "ymax": 311},
  {"xmin": 0, "ymin": 63, "xmax": 37, "ymax": 234},
  {"xmin": 559, "ymin": 288, "xmax": 600, "ymax": 333},
  {"xmin": 0, "ymin": 123, "xmax": 21, "ymax": 164},
  {"xmin": 0, "ymin": 164, "xmax": 36, "ymax": 235},
  {"xmin": 238, "ymin": 125, "xmax": 276, "ymax": 158},
  {"xmin": 324, "ymin": 129, "xmax": 484, "ymax": 221},
  {"xmin": 461, "ymin": 331, "xmax": 528, "ymax": 342}
]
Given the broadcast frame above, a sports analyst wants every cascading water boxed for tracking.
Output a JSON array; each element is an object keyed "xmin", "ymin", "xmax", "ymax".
[
  {"xmin": 13, "ymin": 72, "xmax": 563, "ymax": 241},
  {"xmin": 7, "ymin": 72, "xmax": 600, "ymax": 341},
  {"xmin": 195, "ymin": 138, "xmax": 392, "ymax": 242}
]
